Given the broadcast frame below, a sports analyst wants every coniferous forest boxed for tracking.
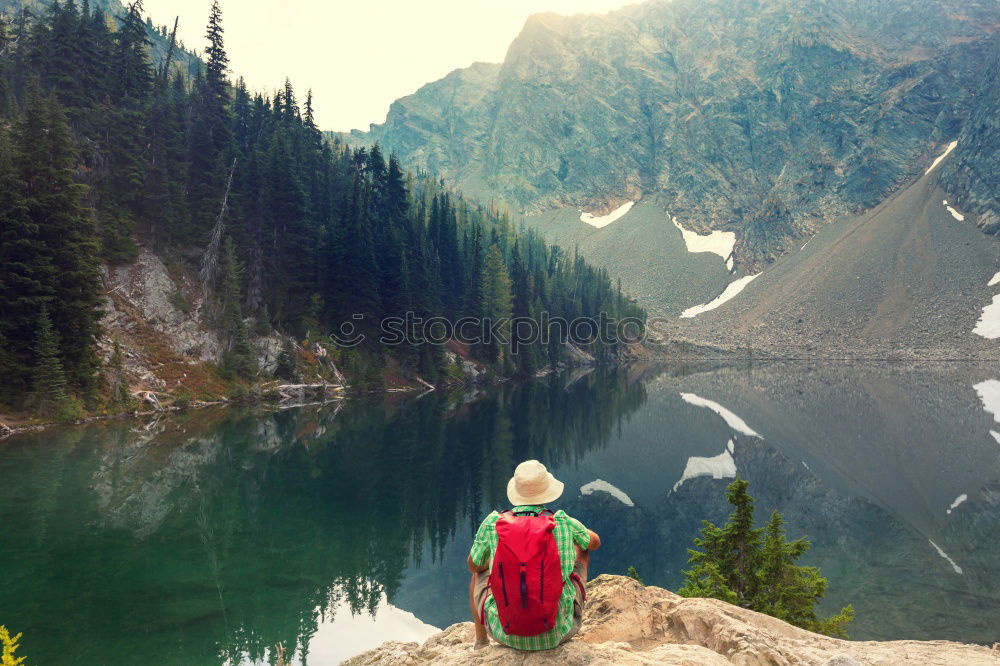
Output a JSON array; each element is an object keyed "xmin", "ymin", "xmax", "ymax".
[{"xmin": 0, "ymin": 0, "xmax": 644, "ymax": 414}]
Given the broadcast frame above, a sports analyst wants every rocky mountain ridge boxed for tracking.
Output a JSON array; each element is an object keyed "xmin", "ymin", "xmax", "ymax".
[{"xmin": 359, "ymin": 0, "xmax": 1000, "ymax": 265}]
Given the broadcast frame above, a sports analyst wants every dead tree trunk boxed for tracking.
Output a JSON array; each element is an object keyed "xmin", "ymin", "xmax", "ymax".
[{"xmin": 199, "ymin": 158, "xmax": 238, "ymax": 297}]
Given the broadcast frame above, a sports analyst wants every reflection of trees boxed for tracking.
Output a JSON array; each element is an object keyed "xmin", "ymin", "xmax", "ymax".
[{"xmin": 0, "ymin": 369, "xmax": 646, "ymax": 665}]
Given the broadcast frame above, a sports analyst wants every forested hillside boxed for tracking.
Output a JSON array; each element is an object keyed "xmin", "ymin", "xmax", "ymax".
[{"xmin": 0, "ymin": 0, "xmax": 643, "ymax": 417}]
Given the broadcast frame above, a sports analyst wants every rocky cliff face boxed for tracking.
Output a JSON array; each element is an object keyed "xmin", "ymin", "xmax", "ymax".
[
  {"xmin": 346, "ymin": 575, "xmax": 1000, "ymax": 665},
  {"xmin": 362, "ymin": 0, "xmax": 999, "ymax": 264},
  {"xmin": 940, "ymin": 36, "xmax": 1000, "ymax": 235}
]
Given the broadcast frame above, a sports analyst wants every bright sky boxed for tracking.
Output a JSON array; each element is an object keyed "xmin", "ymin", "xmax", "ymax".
[{"xmin": 140, "ymin": 0, "xmax": 635, "ymax": 132}]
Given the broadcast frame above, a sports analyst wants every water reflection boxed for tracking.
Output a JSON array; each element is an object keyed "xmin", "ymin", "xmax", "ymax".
[
  {"xmin": 1, "ymin": 363, "xmax": 999, "ymax": 665},
  {"xmin": 0, "ymin": 370, "xmax": 646, "ymax": 665}
]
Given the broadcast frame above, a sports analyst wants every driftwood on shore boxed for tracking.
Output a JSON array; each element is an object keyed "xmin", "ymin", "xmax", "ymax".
[{"xmin": 264, "ymin": 383, "xmax": 346, "ymax": 401}]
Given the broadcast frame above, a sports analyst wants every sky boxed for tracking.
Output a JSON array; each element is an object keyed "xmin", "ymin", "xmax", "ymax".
[{"xmin": 140, "ymin": 0, "xmax": 635, "ymax": 132}]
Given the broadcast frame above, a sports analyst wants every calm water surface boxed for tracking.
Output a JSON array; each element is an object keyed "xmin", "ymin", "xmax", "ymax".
[{"xmin": 1, "ymin": 362, "xmax": 999, "ymax": 664}]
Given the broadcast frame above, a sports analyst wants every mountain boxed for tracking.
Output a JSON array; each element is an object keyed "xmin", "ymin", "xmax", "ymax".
[
  {"xmin": 940, "ymin": 36, "xmax": 1000, "ymax": 235},
  {"xmin": 355, "ymin": 0, "xmax": 1000, "ymax": 354},
  {"xmin": 665, "ymin": 153, "xmax": 1000, "ymax": 357},
  {"xmin": 361, "ymin": 0, "xmax": 998, "ymax": 259}
]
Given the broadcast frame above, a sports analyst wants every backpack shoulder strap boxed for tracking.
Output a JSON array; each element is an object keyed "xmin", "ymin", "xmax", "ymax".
[{"xmin": 510, "ymin": 508, "xmax": 555, "ymax": 517}]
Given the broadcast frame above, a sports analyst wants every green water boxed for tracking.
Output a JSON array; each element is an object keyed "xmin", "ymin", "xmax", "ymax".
[{"xmin": 1, "ymin": 363, "xmax": 999, "ymax": 664}]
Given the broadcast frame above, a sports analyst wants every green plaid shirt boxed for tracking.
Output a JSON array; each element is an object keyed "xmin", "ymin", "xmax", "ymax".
[{"xmin": 469, "ymin": 505, "xmax": 591, "ymax": 650}]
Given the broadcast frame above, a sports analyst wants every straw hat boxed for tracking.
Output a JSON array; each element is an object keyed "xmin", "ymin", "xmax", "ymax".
[{"xmin": 507, "ymin": 460, "xmax": 564, "ymax": 506}]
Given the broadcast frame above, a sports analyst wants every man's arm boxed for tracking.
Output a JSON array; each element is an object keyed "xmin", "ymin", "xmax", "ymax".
[
  {"xmin": 467, "ymin": 554, "xmax": 489, "ymax": 573},
  {"xmin": 586, "ymin": 529, "xmax": 601, "ymax": 551}
]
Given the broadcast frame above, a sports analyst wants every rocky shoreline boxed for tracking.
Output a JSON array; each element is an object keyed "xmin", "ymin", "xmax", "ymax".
[{"xmin": 347, "ymin": 575, "xmax": 1000, "ymax": 665}]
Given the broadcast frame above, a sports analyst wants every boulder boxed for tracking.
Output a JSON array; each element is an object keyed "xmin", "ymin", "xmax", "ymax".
[{"xmin": 345, "ymin": 575, "xmax": 1000, "ymax": 665}]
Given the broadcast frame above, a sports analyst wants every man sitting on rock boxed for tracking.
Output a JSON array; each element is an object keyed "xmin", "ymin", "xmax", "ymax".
[{"xmin": 468, "ymin": 459, "xmax": 601, "ymax": 650}]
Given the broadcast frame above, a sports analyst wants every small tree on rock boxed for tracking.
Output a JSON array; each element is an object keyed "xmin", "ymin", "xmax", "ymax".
[
  {"xmin": 679, "ymin": 479, "xmax": 854, "ymax": 638},
  {"xmin": 108, "ymin": 340, "xmax": 132, "ymax": 407},
  {"xmin": 273, "ymin": 338, "xmax": 299, "ymax": 382}
]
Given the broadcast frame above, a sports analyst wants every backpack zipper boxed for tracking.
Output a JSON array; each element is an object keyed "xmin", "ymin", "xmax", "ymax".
[
  {"xmin": 540, "ymin": 557, "xmax": 545, "ymax": 604},
  {"xmin": 499, "ymin": 562, "xmax": 510, "ymax": 606}
]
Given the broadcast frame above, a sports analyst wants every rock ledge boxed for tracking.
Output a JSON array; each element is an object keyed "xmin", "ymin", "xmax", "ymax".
[{"xmin": 346, "ymin": 575, "xmax": 1000, "ymax": 665}]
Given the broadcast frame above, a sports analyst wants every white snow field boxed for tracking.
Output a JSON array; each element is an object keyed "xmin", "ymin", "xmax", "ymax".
[
  {"xmin": 580, "ymin": 201, "xmax": 634, "ymax": 228},
  {"xmin": 681, "ymin": 274, "xmax": 759, "ymax": 318},
  {"xmin": 925, "ymin": 140, "xmax": 957, "ymax": 175},
  {"xmin": 672, "ymin": 215, "xmax": 735, "ymax": 261},
  {"xmin": 943, "ymin": 199, "xmax": 965, "ymax": 221}
]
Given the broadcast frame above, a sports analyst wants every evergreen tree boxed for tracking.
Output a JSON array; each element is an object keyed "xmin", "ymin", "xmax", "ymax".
[
  {"xmin": 15, "ymin": 91, "xmax": 103, "ymax": 388},
  {"xmin": 0, "ymin": 125, "xmax": 54, "ymax": 399},
  {"xmin": 31, "ymin": 306, "xmax": 69, "ymax": 414},
  {"xmin": 0, "ymin": 13, "xmax": 11, "ymax": 113},
  {"xmin": 99, "ymin": 0, "xmax": 153, "ymax": 262},
  {"xmin": 479, "ymin": 244, "xmax": 513, "ymax": 364},
  {"xmin": 0, "ymin": 0, "xmax": 646, "ymax": 400},
  {"xmin": 679, "ymin": 479, "xmax": 855, "ymax": 638},
  {"xmin": 218, "ymin": 236, "xmax": 257, "ymax": 379},
  {"xmin": 108, "ymin": 340, "xmax": 132, "ymax": 406},
  {"xmin": 274, "ymin": 338, "xmax": 299, "ymax": 382},
  {"xmin": 188, "ymin": 0, "xmax": 234, "ymax": 236}
]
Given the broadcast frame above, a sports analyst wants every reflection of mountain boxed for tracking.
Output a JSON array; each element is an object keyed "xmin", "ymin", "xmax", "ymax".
[
  {"xmin": 564, "ymin": 364, "xmax": 1000, "ymax": 642},
  {"xmin": 3, "ymin": 364, "xmax": 998, "ymax": 658},
  {"xmin": 0, "ymin": 370, "xmax": 645, "ymax": 666},
  {"xmin": 393, "ymin": 363, "xmax": 1000, "ymax": 643}
]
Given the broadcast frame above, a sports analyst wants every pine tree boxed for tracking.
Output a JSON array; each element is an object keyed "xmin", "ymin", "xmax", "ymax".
[
  {"xmin": 0, "ymin": 126, "xmax": 55, "ymax": 400},
  {"xmin": 626, "ymin": 566, "xmax": 644, "ymax": 585},
  {"xmin": 189, "ymin": 0, "xmax": 234, "ymax": 236},
  {"xmin": 274, "ymin": 338, "xmax": 299, "ymax": 382},
  {"xmin": 479, "ymin": 244, "xmax": 513, "ymax": 364},
  {"xmin": 0, "ymin": 14, "xmax": 10, "ymax": 113},
  {"xmin": 218, "ymin": 236, "xmax": 257, "ymax": 379},
  {"xmin": 679, "ymin": 479, "xmax": 854, "ymax": 637},
  {"xmin": 145, "ymin": 70, "xmax": 190, "ymax": 248},
  {"xmin": 99, "ymin": 0, "xmax": 153, "ymax": 262},
  {"xmin": 32, "ymin": 306, "xmax": 69, "ymax": 414},
  {"xmin": 15, "ymin": 91, "xmax": 103, "ymax": 388}
]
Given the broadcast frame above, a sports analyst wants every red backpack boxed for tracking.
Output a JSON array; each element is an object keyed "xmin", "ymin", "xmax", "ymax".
[{"xmin": 488, "ymin": 509, "xmax": 564, "ymax": 636}]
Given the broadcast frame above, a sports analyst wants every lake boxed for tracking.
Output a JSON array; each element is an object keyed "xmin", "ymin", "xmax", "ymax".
[{"xmin": 1, "ymin": 362, "xmax": 999, "ymax": 664}]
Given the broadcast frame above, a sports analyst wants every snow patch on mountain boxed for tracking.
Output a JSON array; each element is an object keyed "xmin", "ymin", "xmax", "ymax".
[
  {"xmin": 925, "ymin": 140, "xmax": 957, "ymax": 174},
  {"xmin": 681, "ymin": 275, "xmax": 759, "ymax": 318},
  {"xmin": 581, "ymin": 479, "xmax": 635, "ymax": 506},
  {"xmin": 672, "ymin": 216, "xmax": 735, "ymax": 261},
  {"xmin": 580, "ymin": 202, "xmax": 634, "ymax": 228},
  {"xmin": 943, "ymin": 199, "xmax": 965, "ymax": 221},
  {"xmin": 988, "ymin": 271, "xmax": 1000, "ymax": 287}
]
